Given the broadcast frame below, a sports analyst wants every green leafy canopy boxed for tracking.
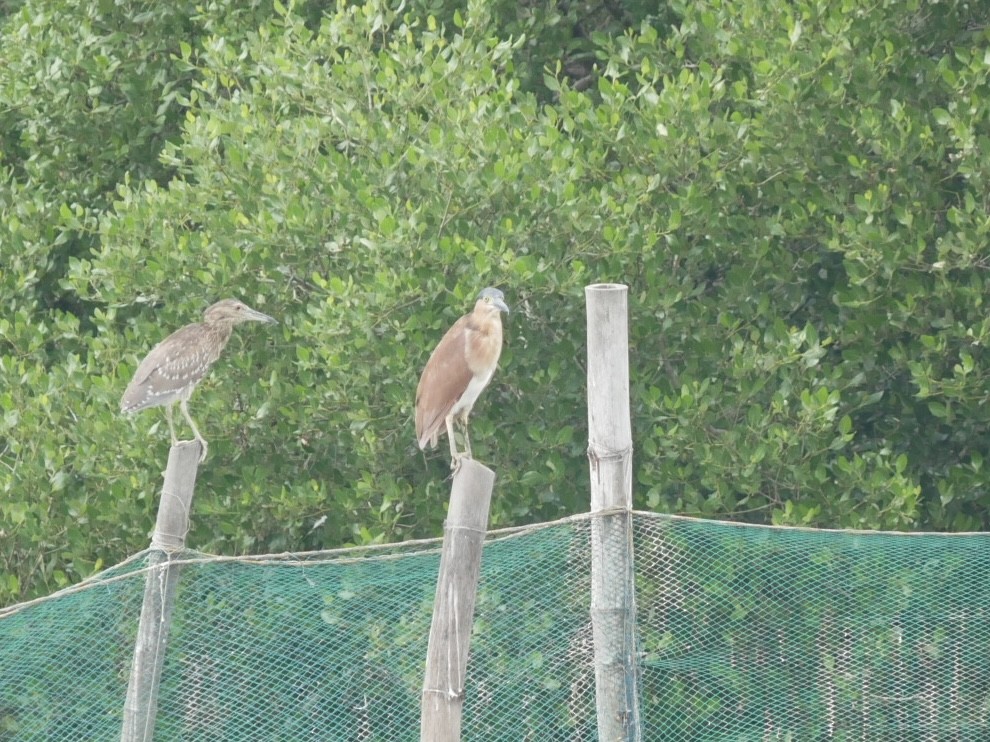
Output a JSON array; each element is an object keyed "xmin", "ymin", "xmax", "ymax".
[{"xmin": 3, "ymin": 0, "xmax": 990, "ymax": 604}]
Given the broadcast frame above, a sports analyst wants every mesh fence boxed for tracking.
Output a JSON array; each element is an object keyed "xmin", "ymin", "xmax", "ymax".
[{"xmin": 2, "ymin": 511, "xmax": 990, "ymax": 740}]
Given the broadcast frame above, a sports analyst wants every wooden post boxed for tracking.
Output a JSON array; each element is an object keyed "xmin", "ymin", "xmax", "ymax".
[
  {"xmin": 585, "ymin": 283, "xmax": 641, "ymax": 742},
  {"xmin": 420, "ymin": 458, "xmax": 495, "ymax": 742},
  {"xmin": 121, "ymin": 441, "xmax": 201, "ymax": 742}
]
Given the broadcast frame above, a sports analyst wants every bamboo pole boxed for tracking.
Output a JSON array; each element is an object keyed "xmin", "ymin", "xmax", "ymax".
[
  {"xmin": 420, "ymin": 458, "xmax": 496, "ymax": 741},
  {"xmin": 121, "ymin": 441, "xmax": 201, "ymax": 742},
  {"xmin": 585, "ymin": 283, "xmax": 641, "ymax": 742}
]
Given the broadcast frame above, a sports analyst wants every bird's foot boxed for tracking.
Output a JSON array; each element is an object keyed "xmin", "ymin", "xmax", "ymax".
[
  {"xmin": 449, "ymin": 452, "xmax": 472, "ymax": 473},
  {"xmin": 169, "ymin": 437, "xmax": 207, "ymax": 463}
]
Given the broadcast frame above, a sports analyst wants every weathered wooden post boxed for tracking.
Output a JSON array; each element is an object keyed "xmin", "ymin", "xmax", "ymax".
[
  {"xmin": 585, "ymin": 283, "xmax": 641, "ymax": 741},
  {"xmin": 420, "ymin": 458, "xmax": 495, "ymax": 741},
  {"xmin": 121, "ymin": 441, "xmax": 201, "ymax": 742}
]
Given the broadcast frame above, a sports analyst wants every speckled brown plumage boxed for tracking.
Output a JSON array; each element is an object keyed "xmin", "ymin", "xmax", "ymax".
[{"xmin": 120, "ymin": 299, "xmax": 277, "ymax": 462}]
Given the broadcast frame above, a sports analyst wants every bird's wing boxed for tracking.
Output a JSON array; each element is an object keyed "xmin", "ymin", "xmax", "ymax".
[
  {"xmin": 120, "ymin": 324, "xmax": 212, "ymax": 411},
  {"xmin": 415, "ymin": 315, "xmax": 473, "ymax": 448}
]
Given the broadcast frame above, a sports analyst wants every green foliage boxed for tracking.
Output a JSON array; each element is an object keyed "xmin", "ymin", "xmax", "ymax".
[
  {"xmin": 3, "ymin": 0, "xmax": 990, "ymax": 605},
  {"xmin": 0, "ymin": 0, "xmax": 288, "ymax": 604}
]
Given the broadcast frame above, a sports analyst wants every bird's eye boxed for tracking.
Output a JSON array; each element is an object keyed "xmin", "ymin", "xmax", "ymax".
[{"xmin": 484, "ymin": 296, "xmax": 491, "ymax": 303}]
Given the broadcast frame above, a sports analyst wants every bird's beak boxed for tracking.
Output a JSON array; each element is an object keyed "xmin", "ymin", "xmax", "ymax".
[
  {"xmin": 495, "ymin": 298, "xmax": 510, "ymax": 315},
  {"xmin": 247, "ymin": 308, "xmax": 278, "ymax": 324}
]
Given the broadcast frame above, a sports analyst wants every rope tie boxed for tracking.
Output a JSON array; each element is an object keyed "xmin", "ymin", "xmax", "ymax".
[
  {"xmin": 149, "ymin": 487, "xmax": 192, "ymax": 552},
  {"xmin": 422, "ymin": 687, "xmax": 465, "ymax": 700},
  {"xmin": 587, "ymin": 445, "xmax": 633, "ymax": 463}
]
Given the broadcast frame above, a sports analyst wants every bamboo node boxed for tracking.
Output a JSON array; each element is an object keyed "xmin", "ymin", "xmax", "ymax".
[
  {"xmin": 422, "ymin": 687, "xmax": 465, "ymax": 701},
  {"xmin": 443, "ymin": 523, "xmax": 487, "ymax": 536},
  {"xmin": 587, "ymin": 445, "xmax": 633, "ymax": 464}
]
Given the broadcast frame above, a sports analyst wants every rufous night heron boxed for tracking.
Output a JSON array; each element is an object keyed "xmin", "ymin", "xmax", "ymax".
[
  {"xmin": 120, "ymin": 299, "xmax": 277, "ymax": 462},
  {"xmin": 415, "ymin": 287, "xmax": 509, "ymax": 470}
]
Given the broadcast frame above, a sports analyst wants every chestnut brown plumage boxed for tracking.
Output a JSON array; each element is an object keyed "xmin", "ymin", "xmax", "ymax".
[
  {"xmin": 120, "ymin": 299, "xmax": 277, "ymax": 462},
  {"xmin": 415, "ymin": 287, "xmax": 509, "ymax": 469}
]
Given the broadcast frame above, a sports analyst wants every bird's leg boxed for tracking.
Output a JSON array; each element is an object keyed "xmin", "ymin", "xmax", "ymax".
[
  {"xmin": 180, "ymin": 398, "xmax": 208, "ymax": 463},
  {"xmin": 460, "ymin": 411, "xmax": 473, "ymax": 460},
  {"xmin": 445, "ymin": 413, "xmax": 465, "ymax": 472},
  {"xmin": 165, "ymin": 403, "xmax": 179, "ymax": 445}
]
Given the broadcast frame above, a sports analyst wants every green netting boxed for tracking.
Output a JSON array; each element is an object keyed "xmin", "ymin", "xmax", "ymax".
[{"xmin": 2, "ymin": 512, "xmax": 990, "ymax": 740}]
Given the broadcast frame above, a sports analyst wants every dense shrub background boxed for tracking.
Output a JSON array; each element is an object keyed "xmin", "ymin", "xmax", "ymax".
[{"xmin": 3, "ymin": 0, "xmax": 990, "ymax": 605}]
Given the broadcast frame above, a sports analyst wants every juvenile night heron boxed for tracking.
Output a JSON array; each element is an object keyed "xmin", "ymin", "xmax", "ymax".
[
  {"xmin": 415, "ymin": 287, "xmax": 509, "ymax": 470},
  {"xmin": 120, "ymin": 299, "xmax": 277, "ymax": 462}
]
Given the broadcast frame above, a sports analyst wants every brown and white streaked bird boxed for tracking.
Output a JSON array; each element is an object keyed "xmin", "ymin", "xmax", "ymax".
[
  {"xmin": 120, "ymin": 299, "xmax": 277, "ymax": 462},
  {"xmin": 415, "ymin": 287, "xmax": 509, "ymax": 470}
]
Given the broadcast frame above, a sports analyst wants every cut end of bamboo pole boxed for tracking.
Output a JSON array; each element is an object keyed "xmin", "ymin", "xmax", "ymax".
[
  {"xmin": 448, "ymin": 458, "xmax": 495, "ymax": 524},
  {"xmin": 585, "ymin": 283, "xmax": 632, "ymax": 457},
  {"xmin": 585, "ymin": 282, "xmax": 628, "ymax": 292},
  {"xmin": 421, "ymin": 458, "xmax": 496, "ymax": 741},
  {"xmin": 167, "ymin": 439, "xmax": 203, "ymax": 461},
  {"xmin": 150, "ymin": 441, "xmax": 202, "ymax": 552},
  {"xmin": 122, "ymin": 439, "xmax": 202, "ymax": 742},
  {"xmin": 584, "ymin": 281, "xmax": 642, "ymax": 741}
]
